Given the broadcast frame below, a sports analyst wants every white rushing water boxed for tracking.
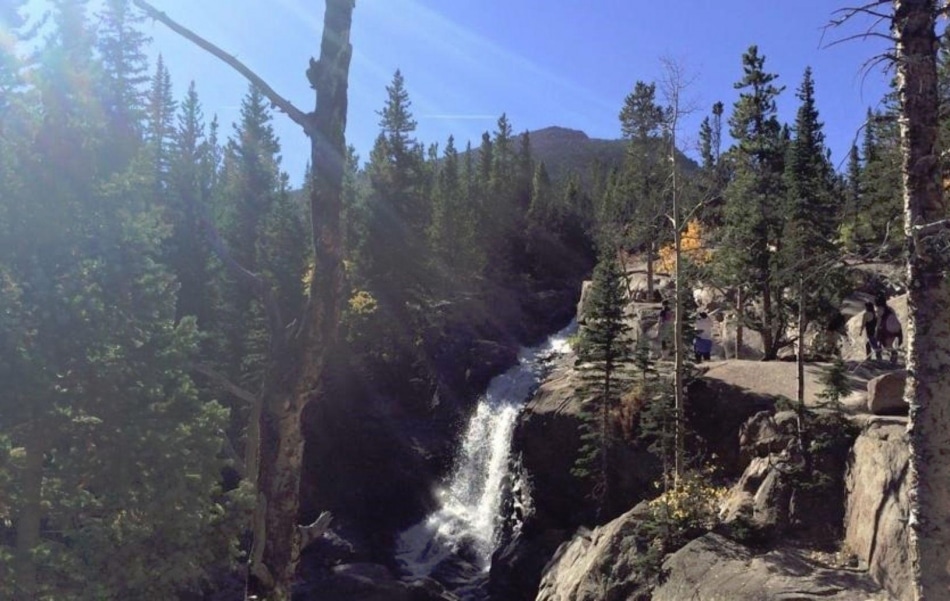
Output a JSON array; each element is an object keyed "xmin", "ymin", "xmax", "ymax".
[{"xmin": 396, "ymin": 323, "xmax": 575, "ymax": 588}]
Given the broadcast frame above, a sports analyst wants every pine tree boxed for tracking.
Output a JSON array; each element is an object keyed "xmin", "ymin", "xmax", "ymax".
[
  {"xmin": 96, "ymin": 0, "xmax": 150, "ymax": 170},
  {"xmin": 857, "ymin": 106, "xmax": 903, "ymax": 253},
  {"xmin": 0, "ymin": 6, "xmax": 237, "ymax": 596},
  {"xmin": 145, "ymin": 54, "xmax": 177, "ymax": 204},
  {"xmin": 841, "ymin": 143, "xmax": 863, "ymax": 248},
  {"xmin": 574, "ymin": 252, "xmax": 633, "ymax": 518},
  {"xmin": 617, "ymin": 81, "xmax": 669, "ymax": 297},
  {"xmin": 167, "ymin": 81, "xmax": 216, "ymax": 327},
  {"xmin": 481, "ymin": 113, "xmax": 523, "ymax": 276},
  {"xmin": 698, "ymin": 101, "xmax": 726, "ymax": 225},
  {"xmin": 782, "ymin": 67, "xmax": 846, "ymax": 414},
  {"xmin": 364, "ymin": 70, "xmax": 428, "ymax": 303},
  {"xmin": 216, "ymin": 83, "xmax": 285, "ymax": 393},
  {"xmin": 428, "ymin": 135, "xmax": 465, "ymax": 273},
  {"xmin": 716, "ymin": 45, "xmax": 789, "ymax": 360},
  {"xmin": 783, "ymin": 68, "xmax": 840, "ymax": 278}
]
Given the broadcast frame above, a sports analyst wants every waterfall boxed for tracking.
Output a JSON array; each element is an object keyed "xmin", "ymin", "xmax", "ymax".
[{"xmin": 396, "ymin": 323, "xmax": 575, "ymax": 596}]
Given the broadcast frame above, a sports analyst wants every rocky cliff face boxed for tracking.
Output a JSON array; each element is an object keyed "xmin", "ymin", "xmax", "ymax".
[
  {"xmin": 531, "ymin": 410, "xmax": 910, "ymax": 601},
  {"xmin": 652, "ymin": 533, "xmax": 893, "ymax": 601},
  {"xmin": 843, "ymin": 420, "xmax": 912, "ymax": 601},
  {"xmin": 510, "ymin": 342, "xmax": 912, "ymax": 599}
]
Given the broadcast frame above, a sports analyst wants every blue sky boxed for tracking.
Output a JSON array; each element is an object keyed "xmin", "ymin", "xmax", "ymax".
[{"xmin": 29, "ymin": 1, "xmax": 895, "ymax": 183}]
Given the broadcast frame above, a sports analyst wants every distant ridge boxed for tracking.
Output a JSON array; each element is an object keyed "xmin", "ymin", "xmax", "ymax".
[{"xmin": 526, "ymin": 126, "xmax": 627, "ymax": 184}]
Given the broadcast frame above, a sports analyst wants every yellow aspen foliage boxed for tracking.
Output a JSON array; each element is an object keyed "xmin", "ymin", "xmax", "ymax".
[{"xmin": 657, "ymin": 219, "xmax": 710, "ymax": 273}]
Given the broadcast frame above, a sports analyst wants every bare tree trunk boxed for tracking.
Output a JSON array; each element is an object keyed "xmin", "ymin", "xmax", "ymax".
[
  {"xmin": 736, "ymin": 287, "xmax": 744, "ymax": 359},
  {"xmin": 646, "ymin": 239, "xmax": 655, "ymax": 299},
  {"xmin": 797, "ymin": 274, "xmax": 806, "ymax": 407},
  {"xmin": 252, "ymin": 4, "xmax": 353, "ymax": 597},
  {"xmin": 131, "ymin": 2, "xmax": 355, "ymax": 598},
  {"xmin": 659, "ymin": 56, "xmax": 695, "ymax": 482},
  {"xmin": 894, "ymin": 1, "xmax": 950, "ymax": 598},
  {"xmin": 601, "ymin": 367, "xmax": 611, "ymax": 518},
  {"xmin": 673, "ymin": 203, "xmax": 684, "ymax": 481},
  {"xmin": 762, "ymin": 281, "xmax": 776, "ymax": 360},
  {"xmin": 796, "ymin": 273, "xmax": 806, "ymax": 439}
]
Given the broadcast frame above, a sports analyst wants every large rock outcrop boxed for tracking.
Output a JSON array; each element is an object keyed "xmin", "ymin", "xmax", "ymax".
[
  {"xmin": 513, "ymin": 356, "xmax": 656, "ymax": 530},
  {"xmin": 718, "ymin": 409, "xmax": 858, "ymax": 544},
  {"xmin": 535, "ymin": 514, "xmax": 893, "ymax": 601},
  {"xmin": 867, "ymin": 371, "xmax": 908, "ymax": 415},
  {"xmin": 652, "ymin": 533, "xmax": 894, "ymax": 601},
  {"xmin": 843, "ymin": 420, "xmax": 912, "ymax": 601},
  {"xmin": 535, "ymin": 504, "xmax": 654, "ymax": 601}
]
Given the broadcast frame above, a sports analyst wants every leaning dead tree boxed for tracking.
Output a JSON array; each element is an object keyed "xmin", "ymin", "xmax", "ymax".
[
  {"xmin": 832, "ymin": 1, "xmax": 950, "ymax": 598},
  {"xmin": 132, "ymin": 1, "xmax": 355, "ymax": 599}
]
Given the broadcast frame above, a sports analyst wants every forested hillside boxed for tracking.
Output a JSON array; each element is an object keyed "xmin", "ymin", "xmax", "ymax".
[{"xmin": 2, "ymin": 1, "xmax": 949, "ymax": 600}]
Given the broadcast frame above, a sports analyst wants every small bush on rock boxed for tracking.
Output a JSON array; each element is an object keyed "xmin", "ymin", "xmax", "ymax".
[{"xmin": 633, "ymin": 468, "xmax": 728, "ymax": 581}]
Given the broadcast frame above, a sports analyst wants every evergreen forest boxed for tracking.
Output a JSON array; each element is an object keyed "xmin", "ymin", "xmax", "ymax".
[{"xmin": 2, "ymin": 1, "xmax": 950, "ymax": 600}]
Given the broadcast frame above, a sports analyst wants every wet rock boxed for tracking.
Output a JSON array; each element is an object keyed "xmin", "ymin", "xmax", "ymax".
[
  {"xmin": 490, "ymin": 529, "xmax": 569, "ymax": 601},
  {"xmin": 294, "ymin": 562, "xmax": 459, "ymax": 601}
]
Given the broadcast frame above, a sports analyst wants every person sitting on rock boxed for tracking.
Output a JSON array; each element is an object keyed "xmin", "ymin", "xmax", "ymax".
[{"xmin": 874, "ymin": 297, "xmax": 902, "ymax": 365}]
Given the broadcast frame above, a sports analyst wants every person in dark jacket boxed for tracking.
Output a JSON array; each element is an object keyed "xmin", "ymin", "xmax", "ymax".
[
  {"xmin": 874, "ymin": 297, "xmax": 902, "ymax": 365},
  {"xmin": 862, "ymin": 301, "xmax": 881, "ymax": 361}
]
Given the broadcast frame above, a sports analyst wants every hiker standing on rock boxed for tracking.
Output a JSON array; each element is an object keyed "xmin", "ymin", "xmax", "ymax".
[
  {"xmin": 862, "ymin": 301, "xmax": 881, "ymax": 361},
  {"xmin": 874, "ymin": 297, "xmax": 902, "ymax": 365},
  {"xmin": 694, "ymin": 311, "xmax": 714, "ymax": 363},
  {"xmin": 658, "ymin": 299, "xmax": 672, "ymax": 359}
]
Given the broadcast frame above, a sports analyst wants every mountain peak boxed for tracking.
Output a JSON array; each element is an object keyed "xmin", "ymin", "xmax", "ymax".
[{"xmin": 529, "ymin": 126, "xmax": 591, "ymax": 143}]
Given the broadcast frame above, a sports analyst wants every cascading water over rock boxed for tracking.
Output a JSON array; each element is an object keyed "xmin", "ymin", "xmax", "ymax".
[{"xmin": 396, "ymin": 323, "xmax": 575, "ymax": 597}]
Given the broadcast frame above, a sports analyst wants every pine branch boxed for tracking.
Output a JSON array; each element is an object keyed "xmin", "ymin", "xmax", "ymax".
[{"xmin": 131, "ymin": 0, "xmax": 313, "ymax": 134}]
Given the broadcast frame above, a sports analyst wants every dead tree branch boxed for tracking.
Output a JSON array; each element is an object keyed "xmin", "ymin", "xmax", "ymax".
[
  {"xmin": 132, "ymin": 0, "xmax": 290, "ymax": 341},
  {"xmin": 297, "ymin": 511, "xmax": 333, "ymax": 552},
  {"xmin": 193, "ymin": 364, "xmax": 258, "ymax": 405},
  {"xmin": 132, "ymin": 0, "xmax": 313, "ymax": 135}
]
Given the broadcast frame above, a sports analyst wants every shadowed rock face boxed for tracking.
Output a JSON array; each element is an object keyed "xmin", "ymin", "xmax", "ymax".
[
  {"xmin": 844, "ymin": 421, "xmax": 912, "ymax": 601},
  {"xmin": 867, "ymin": 371, "xmax": 908, "ymax": 415}
]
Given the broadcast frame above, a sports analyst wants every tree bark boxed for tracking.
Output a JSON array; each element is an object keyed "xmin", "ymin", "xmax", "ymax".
[
  {"xmin": 736, "ymin": 287, "xmax": 744, "ymax": 359},
  {"xmin": 895, "ymin": 1, "xmax": 950, "ymax": 599},
  {"xmin": 251, "ymin": 3, "xmax": 354, "ymax": 598},
  {"xmin": 761, "ymin": 279, "xmax": 776, "ymax": 360},
  {"xmin": 796, "ymin": 273, "xmax": 806, "ymax": 408},
  {"xmin": 646, "ymin": 239, "xmax": 655, "ymax": 299},
  {"xmin": 671, "ymin": 111, "xmax": 684, "ymax": 483}
]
